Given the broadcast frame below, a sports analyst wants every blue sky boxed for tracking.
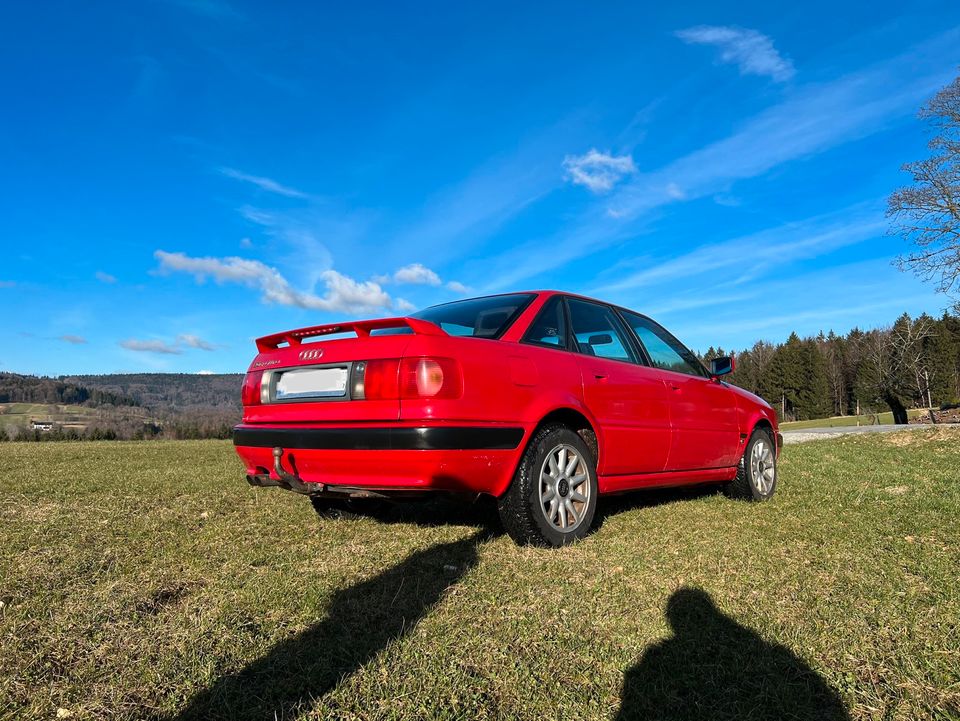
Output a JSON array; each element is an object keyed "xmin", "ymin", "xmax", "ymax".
[{"xmin": 2, "ymin": 1, "xmax": 959, "ymax": 375}]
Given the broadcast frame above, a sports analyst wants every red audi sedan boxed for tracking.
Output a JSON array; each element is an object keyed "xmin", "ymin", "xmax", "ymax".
[{"xmin": 235, "ymin": 291, "xmax": 781, "ymax": 546}]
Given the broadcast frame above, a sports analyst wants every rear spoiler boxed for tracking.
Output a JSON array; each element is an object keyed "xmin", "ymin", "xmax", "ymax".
[{"xmin": 256, "ymin": 317, "xmax": 446, "ymax": 352}]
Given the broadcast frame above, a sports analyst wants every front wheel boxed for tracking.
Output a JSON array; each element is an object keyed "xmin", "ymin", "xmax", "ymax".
[
  {"xmin": 498, "ymin": 425, "xmax": 599, "ymax": 547},
  {"xmin": 725, "ymin": 428, "xmax": 777, "ymax": 501}
]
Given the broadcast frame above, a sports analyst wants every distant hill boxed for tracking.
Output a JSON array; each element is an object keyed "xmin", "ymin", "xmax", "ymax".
[
  {"xmin": 0, "ymin": 373, "xmax": 243, "ymax": 441},
  {"xmin": 0, "ymin": 372, "xmax": 137, "ymax": 407},
  {"xmin": 62, "ymin": 373, "xmax": 243, "ymax": 411}
]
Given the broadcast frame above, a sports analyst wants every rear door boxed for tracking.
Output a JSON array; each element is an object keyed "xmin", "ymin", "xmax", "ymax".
[
  {"xmin": 619, "ymin": 311, "xmax": 741, "ymax": 470},
  {"xmin": 565, "ymin": 297, "xmax": 672, "ymax": 474}
]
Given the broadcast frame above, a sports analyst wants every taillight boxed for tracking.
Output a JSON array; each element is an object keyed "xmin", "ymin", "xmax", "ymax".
[
  {"xmin": 241, "ymin": 370, "xmax": 263, "ymax": 406},
  {"xmin": 351, "ymin": 357, "xmax": 461, "ymax": 400},
  {"xmin": 400, "ymin": 357, "xmax": 461, "ymax": 399},
  {"xmin": 354, "ymin": 359, "xmax": 400, "ymax": 400}
]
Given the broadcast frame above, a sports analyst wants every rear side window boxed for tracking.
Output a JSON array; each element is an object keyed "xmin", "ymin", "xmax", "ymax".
[
  {"xmin": 522, "ymin": 297, "xmax": 567, "ymax": 348},
  {"xmin": 411, "ymin": 293, "xmax": 534, "ymax": 338},
  {"xmin": 567, "ymin": 298, "xmax": 637, "ymax": 363},
  {"xmin": 621, "ymin": 311, "xmax": 706, "ymax": 377}
]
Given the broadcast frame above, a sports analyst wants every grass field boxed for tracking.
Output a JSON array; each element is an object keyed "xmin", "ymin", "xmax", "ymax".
[
  {"xmin": 1, "ymin": 432, "xmax": 958, "ymax": 720},
  {"xmin": 780, "ymin": 409, "xmax": 927, "ymax": 430}
]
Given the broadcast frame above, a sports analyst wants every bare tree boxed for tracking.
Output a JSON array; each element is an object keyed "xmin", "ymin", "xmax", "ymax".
[
  {"xmin": 856, "ymin": 316, "xmax": 933, "ymax": 423},
  {"xmin": 888, "ymin": 73, "xmax": 960, "ymax": 310}
]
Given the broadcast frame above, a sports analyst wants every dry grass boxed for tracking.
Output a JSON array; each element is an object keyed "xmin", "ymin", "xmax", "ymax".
[{"xmin": 1, "ymin": 430, "xmax": 959, "ymax": 720}]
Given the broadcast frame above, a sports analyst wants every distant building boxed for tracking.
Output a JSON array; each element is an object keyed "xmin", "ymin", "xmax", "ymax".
[{"xmin": 30, "ymin": 420, "xmax": 54, "ymax": 431}]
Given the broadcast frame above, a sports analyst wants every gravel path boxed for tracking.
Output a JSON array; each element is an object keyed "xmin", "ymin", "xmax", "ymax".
[{"xmin": 781, "ymin": 424, "xmax": 944, "ymax": 444}]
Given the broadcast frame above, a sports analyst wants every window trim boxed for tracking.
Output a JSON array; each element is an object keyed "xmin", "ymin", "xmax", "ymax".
[{"xmin": 616, "ymin": 308, "xmax": 710, "ymax": 378}]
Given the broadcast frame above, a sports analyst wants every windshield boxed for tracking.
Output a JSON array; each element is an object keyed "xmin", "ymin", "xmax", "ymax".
[{"xmin": 410, "ymin": 293, "xmax": 535, "ymax": 338}]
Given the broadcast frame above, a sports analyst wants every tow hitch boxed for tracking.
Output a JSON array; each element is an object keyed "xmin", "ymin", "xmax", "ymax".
[{"xmin": 245, "ymin": 447, "xmax": 322, "ymax": 495}]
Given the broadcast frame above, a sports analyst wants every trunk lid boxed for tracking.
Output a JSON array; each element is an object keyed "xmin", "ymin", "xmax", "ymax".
[{"xmin": 242, "ymin": 317, "xmax": 446, "ymax": 424}]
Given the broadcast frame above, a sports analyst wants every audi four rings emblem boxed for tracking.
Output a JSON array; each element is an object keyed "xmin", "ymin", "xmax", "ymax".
[{"xmin": 298, "ymin": 349, "xmax": 323, "ymax": 360}]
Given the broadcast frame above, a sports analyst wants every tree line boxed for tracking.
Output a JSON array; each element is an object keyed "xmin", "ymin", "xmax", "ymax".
[
  {"xmin": 0, "ymin": 373, "xmax": 138, "ymax": 407},
  {"xmin": 702, "ymin": 311, "xmax": 960, "ymax": 423}
]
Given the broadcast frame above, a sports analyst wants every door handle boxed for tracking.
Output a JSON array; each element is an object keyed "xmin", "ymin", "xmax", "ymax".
[
  {"xmin": 667, "ymin": 382, "xmax": 681, "ymax": 391},
  {"xmin": 594, "ymin": 373, "xmax": 607, "ymax": 380}
]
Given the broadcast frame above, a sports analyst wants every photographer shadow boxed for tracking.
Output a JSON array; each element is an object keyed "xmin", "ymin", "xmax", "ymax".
[
  {"xmin": 165, "ymin": 529, "xmax": 491, "ymax": 720},
  {"xmin": 616, "ymin": 587, "xmax": 850, "ymax": 721}
]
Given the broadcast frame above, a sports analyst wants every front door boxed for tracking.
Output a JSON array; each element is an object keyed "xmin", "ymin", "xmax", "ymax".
[{"xmin": 619, "ymin": 311, "xmax": 741, "ymax": 470}]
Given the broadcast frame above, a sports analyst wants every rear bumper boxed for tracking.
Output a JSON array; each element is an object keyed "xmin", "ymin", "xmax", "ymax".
[{"xmin": 233, "ymin": 424, "xmax": 526, "ymax": 496}]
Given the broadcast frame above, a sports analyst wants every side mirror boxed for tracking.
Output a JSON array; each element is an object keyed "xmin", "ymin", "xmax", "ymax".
[{"xmin": 710, "ymin": 355, "xmax": 735, "ymax": 378}]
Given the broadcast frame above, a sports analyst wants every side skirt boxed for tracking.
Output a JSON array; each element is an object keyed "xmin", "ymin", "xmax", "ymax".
[{"xmin": 599, "ymin": 467, "xmax": 738, "ymax": 494}]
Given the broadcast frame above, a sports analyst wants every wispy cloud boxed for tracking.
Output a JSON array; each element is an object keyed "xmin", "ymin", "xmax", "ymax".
[
  {"xmin": 154, "ymin": 250, "xmax": 394, "ymax": 314},
  {"xmin": 676, "ymin": 25, "xmax": 795, "ymax": 82},
  {"xmin": 395, "ymin": 298, "xmax": 417, "ymax": 313},
  {"xmin": 177, "ymin": 333, "xmax": 217, "ymax": 351},
  {"xmin": 95, "ymin": 271, "xmax": 117, "ymax": 284},
  {"xmin": 483, "ymin": 30, "xmax": 959, "ymax": 290},
  {"xmin": 596, "ymin": 203, "xmax": 886, "ymax": 294},
  {"xmin": 59, "ymin": 335, "xmax": 88, "ymax": 345},
  {"xmin": 120, "ymin": 339, "xmax": 182, "ymax": 355},
  {"xmin": 0, "ymin": 281, "xmax": 15, "ymax": 288},
  {"xmin": 446, "ymin": 280, "xmax": 471, "ymax": 294},
  {"xmin": 562, "ymin": 149, "xmax": 636, "ymax": 193},
  {"xmin": 393, "ymin": 263, "xmax": 442, "ymax": 286},
  {"xmin": 220, "ymin": 167, "xmax": 308, "ymax": 199}
]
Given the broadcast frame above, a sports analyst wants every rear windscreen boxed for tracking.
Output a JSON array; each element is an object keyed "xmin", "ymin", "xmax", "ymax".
[{"xmin": 410, "ymin": 293, "xmax": 535, "ymax": 338}]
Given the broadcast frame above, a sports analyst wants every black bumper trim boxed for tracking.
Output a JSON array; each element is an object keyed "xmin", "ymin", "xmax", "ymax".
[{"xmin": 233, "ymin": 425, "xmax": 525, "ymax": 451}]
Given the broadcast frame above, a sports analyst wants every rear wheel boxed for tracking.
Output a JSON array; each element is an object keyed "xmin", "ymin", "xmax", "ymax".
[
  {"xmin": 725, "ymin": 428, "xmax": 777, "ymax": 501},
  {"xmin": 498, "ymin": 424, "xmax": 599, "ymax": 547}
]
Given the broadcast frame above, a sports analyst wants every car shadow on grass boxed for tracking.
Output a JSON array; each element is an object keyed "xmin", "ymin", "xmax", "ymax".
[
  {"xmin": 164, "ymin": 528, "xmax": 493, "ymax": 721},
  {"xmin": 616, "ymin": 587, "xmax": 850, "ymax": 721},
  {"xmin": 595, "ymin": 483, "xmax": 725, "ymax": 530}
]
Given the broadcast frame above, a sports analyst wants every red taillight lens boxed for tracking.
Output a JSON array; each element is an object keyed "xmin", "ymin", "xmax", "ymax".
[
  {"xmin": 362, "ymin": 359, "xmax": 400, "ymax": 400},
  {"xmin": 399, "ymin": 357, "xmax": 462, "ymax": 399},
  {"xmin": 241, "ymin": 370, "xmax": 263, "ymax": 406}
]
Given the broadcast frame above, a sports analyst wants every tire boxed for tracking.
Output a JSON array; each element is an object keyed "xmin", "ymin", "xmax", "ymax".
[
  {"xmin": 724, "ymin": 428, "xmax": 777, "ymax": 501},
  {"xmin": 498, "ymin": 424, "xmax": 599, "ymax": 547}
]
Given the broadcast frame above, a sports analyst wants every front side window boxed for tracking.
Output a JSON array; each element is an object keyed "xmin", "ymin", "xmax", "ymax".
[
  {"xmin": 411, "ymin": 293, "xmax": 534, "ymax": 338},
  {"xmin": 567, "ymin": 298, "xmax": 637, "ymax": 363},
  {"xmin": 522, "ymin": 296, "xmax": 568, "ymax": 348},
  {"xmin": 621, "ymin": 311, "xmax": 706, "ymax": 377}
]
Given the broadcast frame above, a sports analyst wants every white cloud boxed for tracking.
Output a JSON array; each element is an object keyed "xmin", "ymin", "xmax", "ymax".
[
  {"xmin": 446, "ymin": 280, "xmax": 470, "ymax": 294},
  {"xmin": 59, "ymin": 335, "xmax": 87, "ymax": 345},
  {"xmin": 177, "ymin": 334, "xmax": 217, "ymax": 351},
  {"xmin": 95, "ymin": 271, "xmax": 117, "ymax": 284},
  {"xmin": 393, "ymin": 263, "xmax": 441, "ymax": 286},
  {"xmin": 665, "ymin": 182, "xmax": 685, "ymax": 200},
  {"xmin": 120, "ymin": 339, "xmax": 182, "ymax": 355},
  {"xmin": 676, "ymin": 25, "xmax": 795, "ymax": 82},
  {"xmin": 240, "ymin": 237, "xmax": 253, "ymax": 248},
  {"xmin": 220, "ymin": 167, "xmax": 307, "ymax": 199},
  {"xmin": 395, "ymin": 298, "xmax": 417, "ymax": 313},
  {"xmin": 197, "ymin": 369, "xmax": 215, "ymax": 375},
  {"xmin": 154, "ymin": 250, "xmax": 393, "ymax": 314},
  {"xmin": 562, "ymin": 149, "xmax": 636, "ymax": 193}
]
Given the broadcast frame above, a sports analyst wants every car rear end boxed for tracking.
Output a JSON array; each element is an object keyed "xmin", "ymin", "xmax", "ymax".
[{"xmin": 234, "ymin": 296, "xmax": 537, "ymax": 499}]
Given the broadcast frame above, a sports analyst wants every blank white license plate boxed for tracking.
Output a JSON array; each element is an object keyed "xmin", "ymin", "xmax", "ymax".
[{"xmin": 275, "ymin": 367, "xmax": 348, "ymax": 399}]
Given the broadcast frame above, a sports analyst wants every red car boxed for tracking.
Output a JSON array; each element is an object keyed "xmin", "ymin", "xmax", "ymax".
[{"xmin": 235, "ymin": 291, "xmax": 781, "ymax": 546}]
